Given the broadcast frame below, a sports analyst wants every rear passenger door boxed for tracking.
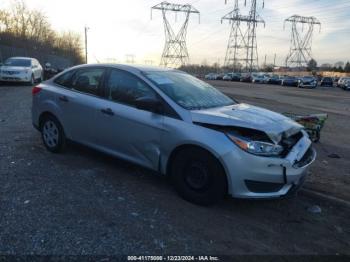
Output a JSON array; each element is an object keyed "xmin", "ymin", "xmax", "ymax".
[{"xmin": 54, "ymin": 67, "xmax": 106, "ymax": 145}]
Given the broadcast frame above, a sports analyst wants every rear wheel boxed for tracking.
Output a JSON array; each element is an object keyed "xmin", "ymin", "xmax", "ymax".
[
  {"xmin": 170, "ymin": 147, "xmax": 227, "ymax": 206},
  {"xmin": 40, "ymin": 115, "xmax": 66, "ymax": 153}
]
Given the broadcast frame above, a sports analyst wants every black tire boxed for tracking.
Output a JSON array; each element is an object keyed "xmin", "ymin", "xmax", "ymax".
[
  {"xmin": 40, "ymin": 115, "xmax": 66, "ymax": 153},
  {"xmin": 38, "ymin": 74, "xmax": 44, "ymax": 83},
  {"xmin": 170, "ymin": 147, "xmax": 227, "ymax": 206},
  {"xmin": 27, "ymin": 74, "xmax": 35, "ymax": 86}
]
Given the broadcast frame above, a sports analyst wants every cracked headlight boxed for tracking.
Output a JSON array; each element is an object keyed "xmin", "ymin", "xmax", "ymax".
[{"xmin": 226, "ymin": 134, "xmax": 284, "ymax": 157}]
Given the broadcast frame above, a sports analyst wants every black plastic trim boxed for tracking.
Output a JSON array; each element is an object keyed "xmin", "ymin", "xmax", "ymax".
[{"xmin": 245, "ymin": 180, "xmax": 284, "ymax": 193}]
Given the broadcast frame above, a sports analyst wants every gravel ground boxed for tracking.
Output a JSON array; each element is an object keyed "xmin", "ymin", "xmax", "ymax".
[{"xmin": 0, "ymin": 84, "xmax": 349, "ymax": 255}]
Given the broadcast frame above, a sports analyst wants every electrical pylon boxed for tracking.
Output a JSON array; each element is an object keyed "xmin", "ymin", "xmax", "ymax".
[
  {"xmin": 222, "ymin": 0, "xmax": 247, "ymax": 71},
  {"xmin": 222, "ymin": 0, "xmax": 265, "ymax": 72},
  {"xmin": 151, "ymin": 1, "xmax": 200, "ymax": 68},
  {"xmin": 284, "ymin": 15, "xmax": 321, "ymax": 68},
  {"xmin": 125, "ymin": 54, "xmax": 135, "ymax": 64}
]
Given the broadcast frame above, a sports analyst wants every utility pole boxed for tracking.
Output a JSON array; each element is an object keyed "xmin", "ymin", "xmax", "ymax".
[
  {"xmin": 284, "ymin": 15, "xmax": 321, "ymax": 68},
  {"xmin": 273, "ymin": 53, "xmax": 276, "ymax": 67},
  {"xmin": 151, "ymin": 2, "xmax": 200, "ymax": 68},
  {"xmin": 84, "ymin": 26, "xmax": 89, "ymax": 64}
]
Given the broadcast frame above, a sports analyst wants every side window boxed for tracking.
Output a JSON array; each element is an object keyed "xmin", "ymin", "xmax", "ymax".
[
  {"xmin": 106, "ymin": 69, "xmax": 156, "ymax": 108},
  {"xmin": 54, "ymin": 70, "xmax": 75, "ymax": 87},
  {"xmin": 71, "ymin": 68, "xmax": 104, "ymax": 96}
]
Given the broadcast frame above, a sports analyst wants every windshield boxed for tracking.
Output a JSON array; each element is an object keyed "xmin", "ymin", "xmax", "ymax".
[
  {"xmin": 144, "ymin": 71, "xmax": 235, "ymax": 110},
  {"xmin": 4, "ymin": 58, "xmax": 31, "ymax": 67},
  {"xmin": 303, "ymin": 76, "xmax": 314, "ymax": 80}
]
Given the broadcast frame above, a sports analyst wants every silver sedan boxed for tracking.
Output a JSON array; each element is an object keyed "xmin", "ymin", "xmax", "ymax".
[{"xmin": 32, "ymin": 64, "xmax": 316, "ymax": 205}]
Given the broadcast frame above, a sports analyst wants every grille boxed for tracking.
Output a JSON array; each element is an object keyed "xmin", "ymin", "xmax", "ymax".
[{"xmin": 3, "ymin": 71, "xmax": 20, "ymax": 75}]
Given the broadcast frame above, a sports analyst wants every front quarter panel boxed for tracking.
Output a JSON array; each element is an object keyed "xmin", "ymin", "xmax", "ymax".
[{"xmin": 160, "ymin": 116, "xmax": 237, "ymax": 190}]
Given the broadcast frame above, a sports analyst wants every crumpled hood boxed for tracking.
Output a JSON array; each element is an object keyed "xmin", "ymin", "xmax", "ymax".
[{"xmin": 191, "ymin": 103, "xmax": 303, "ymax": 143}]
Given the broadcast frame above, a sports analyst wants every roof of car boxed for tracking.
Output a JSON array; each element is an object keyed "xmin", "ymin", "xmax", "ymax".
[
  {"xmin": 69, "ymin": 63, "xmax": 180, "ymax": 73},
  {"xmin": 7, "ymin": 57, "xmax": 33, "ymax": 60}
]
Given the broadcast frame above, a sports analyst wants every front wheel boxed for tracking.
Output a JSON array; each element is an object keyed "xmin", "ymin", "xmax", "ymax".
[
  {"xmin": 170, "ymin": 148, "xmax": 227, "ymax": 206},
  {"xmin": 40, "ymin": 115, "xmax": 66, "ymax": 153},
  {"xmin": 28, "ymin": 74, "xmax": 35, "ymax": 86}
]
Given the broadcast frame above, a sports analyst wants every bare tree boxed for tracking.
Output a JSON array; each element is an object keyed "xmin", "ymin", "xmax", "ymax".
[{"xmin": 0, "ymin": 0, "xmax": 84, "ymax": 64}]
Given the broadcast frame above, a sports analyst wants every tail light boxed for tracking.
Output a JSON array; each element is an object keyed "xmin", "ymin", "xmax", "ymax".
[{"xmin": 32, "ymin": 86, "xmax": 42, "ymax": 95}]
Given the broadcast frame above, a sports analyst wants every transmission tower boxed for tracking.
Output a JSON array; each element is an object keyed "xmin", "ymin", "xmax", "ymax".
[
  {"xmin": 222, "ymin": 0, "xmax": 265, "ymax": 72},
  {"xmin": 151, "ymin": 2, "xmax": 200, "ymax": 68},
  {"xmin": 125, "ymin": 54, "xmax": 135, "ymax": 64},
  {"xmin": 284, "ymin": 15, "xmax": 321, "ymax": 68}
]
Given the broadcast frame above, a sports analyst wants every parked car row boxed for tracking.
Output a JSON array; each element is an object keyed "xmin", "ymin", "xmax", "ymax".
[
  {"xmin": 337, "ymin": 77, "xmax": 350, "ymax": 90},
  {"xmin": 205, "ymin": 72, "xmax": 349, "ymax": 90}
]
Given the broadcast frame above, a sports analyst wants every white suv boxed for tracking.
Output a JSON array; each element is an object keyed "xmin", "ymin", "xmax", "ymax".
[{"xmin": 0, "ymin": 57, "xmax": 43, "ymax": 85}]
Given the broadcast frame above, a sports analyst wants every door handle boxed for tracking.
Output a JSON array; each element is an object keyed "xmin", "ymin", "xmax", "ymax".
[
  {"xmin": 101, "ymin": 108, "xmax": 114, "ymax": 116},
  {"xmin": 59, "ymin": 96, "xmax": 69, "ymax": 102}
]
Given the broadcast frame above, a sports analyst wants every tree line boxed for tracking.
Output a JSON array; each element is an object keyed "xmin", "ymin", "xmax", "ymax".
[
  {"xmin": 307, "ymin": 59, "xmax": 350, "ymax": 73},
  {"xmin": 0, "ymin": 0, "xmax": 84, "ymax": 65}
]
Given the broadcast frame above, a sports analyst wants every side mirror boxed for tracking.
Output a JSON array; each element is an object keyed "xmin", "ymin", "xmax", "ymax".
[{"xmin": 135, "ymin": 96, "xmax": 162, "ymax": 113}]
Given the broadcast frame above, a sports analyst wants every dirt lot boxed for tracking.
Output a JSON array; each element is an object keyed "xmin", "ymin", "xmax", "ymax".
[{"xmin": 0, "ymin": 83, "xmax": 349, "ymax": 256}]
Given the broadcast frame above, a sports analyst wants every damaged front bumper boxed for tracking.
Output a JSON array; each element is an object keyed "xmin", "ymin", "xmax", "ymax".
[{"xmin": 221, "ymin": 131, "xmax": 316, "ymax": 199}]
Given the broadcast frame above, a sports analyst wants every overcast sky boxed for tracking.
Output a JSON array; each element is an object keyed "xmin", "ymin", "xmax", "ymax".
[{"xmin": 1, "ymin": 0, "xmax": 349, "ymax": 66}]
